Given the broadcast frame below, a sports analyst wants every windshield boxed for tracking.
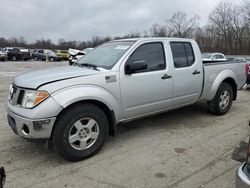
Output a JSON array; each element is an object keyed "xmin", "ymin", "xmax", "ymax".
[
  {"xmin": 202, "ymin": 53, "xmax": 212, "ymax": 59},
  {"xmin": 82, "ymin": 48, "xmax": 93, "ymax": 54},
  {"xmin": 77, "ymin": 41, "xmax": 135, "ymax": 69}
]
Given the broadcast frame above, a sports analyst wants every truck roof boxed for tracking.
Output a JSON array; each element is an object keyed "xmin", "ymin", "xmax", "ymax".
[{"xmin": 113, "ymin": 37, "xmax": 194, "ymax": 43}]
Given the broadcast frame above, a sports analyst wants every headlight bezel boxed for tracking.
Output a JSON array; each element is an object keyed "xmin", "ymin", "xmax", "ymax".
[{"xmin": 21, "ymin": 89, "xmax": 49, "ymax": 109}]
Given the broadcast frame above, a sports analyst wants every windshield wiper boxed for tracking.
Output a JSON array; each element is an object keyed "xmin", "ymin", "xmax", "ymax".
[{"xmin": 74, "ymin": 63, "xmax": 100, "ymax": 71}]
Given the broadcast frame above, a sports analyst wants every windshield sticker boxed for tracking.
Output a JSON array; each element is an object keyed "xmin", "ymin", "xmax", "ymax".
[{"xmin": 115, "ymin": 46, "xmax": 130, "ymax": 50}]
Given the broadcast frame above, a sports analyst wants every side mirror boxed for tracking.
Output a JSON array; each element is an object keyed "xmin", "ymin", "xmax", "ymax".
[{"xmin": 125, "ymin": 60, "xmax": 148, "ymax": 74}]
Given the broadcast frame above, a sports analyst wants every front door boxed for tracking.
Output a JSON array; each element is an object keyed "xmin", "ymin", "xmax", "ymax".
[{"xmin": 120, "ymin": 42, "xmax": 173, "ymax": 119}]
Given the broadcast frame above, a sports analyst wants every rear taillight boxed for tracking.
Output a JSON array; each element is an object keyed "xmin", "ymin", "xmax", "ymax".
[{"xmin": 246, "ymin": 64, "xmax": 249, "ymax": 80}]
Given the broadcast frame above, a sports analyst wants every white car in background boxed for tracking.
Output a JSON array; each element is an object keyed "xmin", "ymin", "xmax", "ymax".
[
  {"xmin": 202, "ymin": 53, "xmax": 227, "ymax": 62},
  {"xmin": 68, "ymin": 48, "xmax": 93, "ymax": 65},
  {"xmin": 0, "ymin": 50, "xmax": 8, "ymax": 61}
]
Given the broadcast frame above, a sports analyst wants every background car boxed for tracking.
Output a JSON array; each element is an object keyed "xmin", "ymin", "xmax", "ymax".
[
  {"xmin": 56, "ymin": 50, "xmax": 69, "ymax": 60},
  {"xmin": 202, "ymin": 52, "xmax": 227, "ymax": 62},
  {"xmin": 32, "ymin": 49, "xmax": 61, "ymax": 61},
  {"xmin": 30, "ymin": 49, "xmax": 38, "ymax": 56},
  {"xmin": 68, "ymin": 47, "xmax": 93, "ymax": 65},
  {"xmin": 0, "ymin": 50, "xmax": 7, "ymax": 61},
  {"xmin": 2, "ymin": 47, "xmax": 31, "ymax": 61},
  {"xmin": 19, "ymin": 48, "xmax": 32, "ymax": 61}
]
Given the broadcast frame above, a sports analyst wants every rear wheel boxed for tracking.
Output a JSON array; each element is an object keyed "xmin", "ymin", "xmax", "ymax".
[
  {"xmin": 50, "ymin": 57, "xmax": 54, "ymax": 62},
  {"xmin": 207, "ymin": 83, "xmax": 233, "ymax": 115},
  {"xmin": 52, "ymin": 103, "xmax": 108, "ymax": 162}
]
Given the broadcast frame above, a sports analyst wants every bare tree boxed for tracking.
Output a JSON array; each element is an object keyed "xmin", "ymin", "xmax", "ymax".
[
  {"xmin": 243, "ymin": 0, "xmax": 250, "ymax": 23},
  {"xmin": 149, "ymin": 23, "xmax": 170, "ymax": 37},
  {"xmin": 242, "ymin": 0, "xmax": 250, "ymax": 53},
  {"xmin": 229, "ymin": 5, "xmax": 247, "ymax": 54},
  {"xmin": 167, "ymin": 11, "xmax": 200, "ymax": 38},
  {"xmin": 0, "ymin": 0, "xmax": 249, "ymax": 54},
  {"xmin": 208, "ymin": 1, "xmax": 233, "ymax": 53}
]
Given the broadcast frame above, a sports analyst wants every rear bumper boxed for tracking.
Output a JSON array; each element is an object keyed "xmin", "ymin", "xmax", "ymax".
[
  {"xmin": 7, "ymin": 109, "xmax": 56, "ymax": 140},
  {"xmin": 0, "ymin": 55, "xmax": 7, "ymax": 60},
  {"xmin": 20, "ymin": 55, "xmax": 32, "ymax": 60},
  {"xmin": 236, "ymin": 163, "xmax": 250, "ymax": 188},
  {"xmin": 49, "ymin": 56, "xmax": 61, "ymax": 61},
  {"xmin": 58, "ymin": 55, "xmax": 68, "ymax": 59}
]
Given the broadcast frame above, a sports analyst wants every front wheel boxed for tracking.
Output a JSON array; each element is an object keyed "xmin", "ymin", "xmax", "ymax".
[
  {"xmin": 52, "ymin": 103, "xmax": 108, "ymax": 161},
  {"xmin": 207, "ymin": 83, "xmax": 233, "ymax": 115}
]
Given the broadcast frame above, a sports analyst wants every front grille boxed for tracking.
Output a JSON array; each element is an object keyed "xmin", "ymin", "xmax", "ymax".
[{"xmin": 9, "ymin": 85, "xmax": 24, "ymax": 106}]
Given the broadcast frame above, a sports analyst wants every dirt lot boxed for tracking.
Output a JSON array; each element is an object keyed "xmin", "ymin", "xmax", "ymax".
[{"xmin": 0, "ymin": 61, "xmax": 249, "ymax": 188}]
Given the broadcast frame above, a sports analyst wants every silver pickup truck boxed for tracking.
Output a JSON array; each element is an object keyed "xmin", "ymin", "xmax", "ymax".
[{"xmin": 6, "ymin": 38, "xmax": 248, "ymax": 161}]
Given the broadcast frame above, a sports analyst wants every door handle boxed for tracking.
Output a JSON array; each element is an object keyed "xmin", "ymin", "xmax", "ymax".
[
  {"xmin": 192, "ymin": 70, "xmax": 201, "ymax": 75},
  {"xmin": 161, "ymin": 74, "xmax": 172, "ymax": 80}
]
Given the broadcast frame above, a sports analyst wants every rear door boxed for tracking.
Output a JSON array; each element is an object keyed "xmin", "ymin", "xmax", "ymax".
[{"xmin": 170, "ymin": 41, "xmax": 203, "ymax": 106}]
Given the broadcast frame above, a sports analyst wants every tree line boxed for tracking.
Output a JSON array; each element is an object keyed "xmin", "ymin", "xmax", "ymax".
[{"xmin": 0, "ymin": 0, "xmax": 249, "ymax": 55}]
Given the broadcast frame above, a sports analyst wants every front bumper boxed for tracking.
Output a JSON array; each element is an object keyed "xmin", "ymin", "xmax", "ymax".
[
  {"xmin": 7, "ymin": 109, "xmax": 56, "ymax": 140},
  {"xmin": 236, "ymin": 163, "xmax": 250, "ymax": 188},
  {"xmin": 0, "ymin": 55, "xmax": 7, "ymax": 60}
]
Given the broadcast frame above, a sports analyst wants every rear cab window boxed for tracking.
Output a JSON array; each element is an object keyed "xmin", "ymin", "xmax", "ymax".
[{"xmin": 170, "ymin": 42, "xmax": 195, "ymax": 68}]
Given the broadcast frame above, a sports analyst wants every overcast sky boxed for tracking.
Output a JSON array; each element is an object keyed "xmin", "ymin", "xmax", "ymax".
[{"xmin": 0, "ymin": 0, "xmax": 240, "ymax": 43}]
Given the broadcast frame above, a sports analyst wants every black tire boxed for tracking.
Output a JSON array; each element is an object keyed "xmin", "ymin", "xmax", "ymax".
[
  {"xmin": 52, "ymin": 103, "xmax": 108, "ymax": 162},
  {"xmin": 207, "ymin": 83, "xmax": 233, "ymax": 115},
  {"xmin": 34, "ymin": 56, "xmax": 38, "ymax": 61},
  {"xmin": 50, "ymin": 57, "xmax": 54, "ymax": 62}
]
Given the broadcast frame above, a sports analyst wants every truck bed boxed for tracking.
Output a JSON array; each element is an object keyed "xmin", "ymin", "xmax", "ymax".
[{"xmin": 200, "ymin": 60, "xmax": 247, "ymax": 101}]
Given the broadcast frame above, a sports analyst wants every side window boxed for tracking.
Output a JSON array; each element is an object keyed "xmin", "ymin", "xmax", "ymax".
[
  {"xmin": 170, "ymin": 43, "xmax": 187, "ymax": 68},
  {"xmin": 184, "ymin": 43, "xmax": 195, "ymax": 66},
  {"xmin": 126, "ymin": 42, "xmax": 166, "ymax": 73},
  {"xmin": 13, "ymin": 48, "xmax": 19, "ymax": 52},
  {"xmin": 38, "ymin": 50, "xmax": 43, "ymax": 53},
  {"xmin": 170, "ymin": 42, "xmax": 195, "ymax": 68}
]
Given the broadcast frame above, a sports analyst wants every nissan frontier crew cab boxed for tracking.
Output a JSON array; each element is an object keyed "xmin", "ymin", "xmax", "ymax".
[{"xmin": 6, "ymin": 38, "xmax": 248, "ymax": 161}]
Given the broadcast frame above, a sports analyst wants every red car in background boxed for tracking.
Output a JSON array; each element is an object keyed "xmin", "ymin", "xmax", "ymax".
[{"xmin": 2, "ymin": 47, "xmax": 31, "ymax": 61}]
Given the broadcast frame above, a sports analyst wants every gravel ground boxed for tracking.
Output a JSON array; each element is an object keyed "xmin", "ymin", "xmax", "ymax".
[{"xmin": 0, "ymin": 60, "xmax": 249, "ymax": 188}]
